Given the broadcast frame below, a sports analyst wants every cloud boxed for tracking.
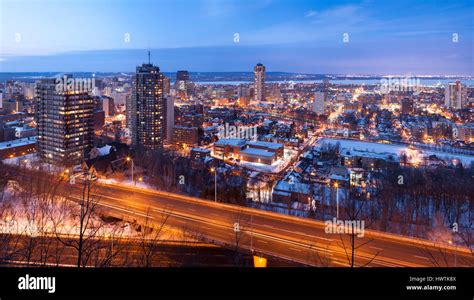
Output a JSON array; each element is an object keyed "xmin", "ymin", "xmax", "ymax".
[
  {"xmin": 305, "ymin": 4, "xmax": 364, "ymax": 25},
  {"xmin": 305, "ymin": 10, "xmax": 317, "ymax": 18},
  {"xmin": 244, "ymin": 4, "xmax": 369, "ymax": 45}
]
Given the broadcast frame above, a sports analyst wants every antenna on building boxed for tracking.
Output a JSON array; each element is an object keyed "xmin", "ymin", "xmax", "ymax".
[{"xmin": 148, "ymin": 50, "xmax": 151, "ymax": 64}]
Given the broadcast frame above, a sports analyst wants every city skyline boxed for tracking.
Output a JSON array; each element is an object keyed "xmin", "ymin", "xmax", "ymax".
[
  {"xmin": 1, "ymin": 0, "xmax": 473, "ymax": 74},
  {"xmin": 0, "ymin": 1, "xmax": 473, "ymax": 295}
]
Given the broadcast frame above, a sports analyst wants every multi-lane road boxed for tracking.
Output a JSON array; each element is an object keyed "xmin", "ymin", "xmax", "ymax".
[
  {"xmin": 65, "ymin": 180, "xmax": 472, "ymax": 267},
  {"xmin": 2, "ymin": 164, "xmax": 472, "ymax": 267}
]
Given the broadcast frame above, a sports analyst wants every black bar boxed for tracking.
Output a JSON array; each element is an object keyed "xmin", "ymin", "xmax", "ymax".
[{"xmin": 0, "ymin": 268, "xmax": 472, "ymax": 299}]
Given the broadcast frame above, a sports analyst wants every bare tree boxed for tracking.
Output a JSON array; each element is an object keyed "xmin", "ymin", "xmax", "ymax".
[
  {"xmin": 337, "ymin": 185, "xmax": 380, "ymax": 267},
  {"xmin": 231, "ymin": 209, "xmax": 251, "ymax": 266},
  {"xmin": 52, "ymin": 172, "xmax": 107, "ymax": 267},
  {"xmin": 135, "ymin": 209, "xmax": 169, "ymax": 267}
]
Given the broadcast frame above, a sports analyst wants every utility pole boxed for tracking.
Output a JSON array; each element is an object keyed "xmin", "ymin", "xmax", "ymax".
[
  {"xmin": 335, "ymin": 182, "xmax": 339, "ymax": 219},
  {"xmin": 250, "ymin": 215, "xmax": 254, "ymax": 253}
]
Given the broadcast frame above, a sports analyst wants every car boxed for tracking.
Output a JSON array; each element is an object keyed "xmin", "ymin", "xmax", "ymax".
[{"xmin": 72, "ymin": 165, "xmax": 83, "ymax": 173}]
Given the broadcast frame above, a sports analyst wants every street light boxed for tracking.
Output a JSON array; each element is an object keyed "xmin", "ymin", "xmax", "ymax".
[
  {"xmin": 126, "ymin": 156, "xmax": 134, "ymax": 186},
  {"xmin": 210, "ymin": 167, "xmax": 217, "ymax": 202},
  {"xmin": 334, "ymin": 182, "xmax": 339, "ymax": 219},
  {"xmin": 112, "ymin": 156, "xmax": 136, "ymax": 186}
]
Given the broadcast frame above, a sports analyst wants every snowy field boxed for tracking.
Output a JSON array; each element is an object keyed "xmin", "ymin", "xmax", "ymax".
[{"xmin": 316, "ymin": 138, "xmax": 474, "ymax": 166}]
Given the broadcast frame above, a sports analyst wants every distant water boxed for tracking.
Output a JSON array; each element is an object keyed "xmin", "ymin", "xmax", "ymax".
[
  {"xmin": 0, "ymin": 72, "xmax": 472, "ymax": 87},
  {"xmin": 195, "ymin": 79, "xmax": 474, "ymax": 87}
]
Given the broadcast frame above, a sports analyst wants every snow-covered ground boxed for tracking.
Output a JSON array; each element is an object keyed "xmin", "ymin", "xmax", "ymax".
[
  {"xmin": 0, "ymin": 180, "xmax": 191, "ymax": 241},
  {"xmin": 2, "ymin": 153, "xmax": 66, "ymax": 173},
  {"xmin": 98, "ymin": 178, "xmax": 155, "ymax": 190},
  {"xmin": 316, "ymin": 138, "xmax": 474, "ymax": 166}
]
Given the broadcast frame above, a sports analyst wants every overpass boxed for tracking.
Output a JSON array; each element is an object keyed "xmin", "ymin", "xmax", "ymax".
[{"xmin": 66, "ymin": 180, "xmax": 472, "ymax": 267}]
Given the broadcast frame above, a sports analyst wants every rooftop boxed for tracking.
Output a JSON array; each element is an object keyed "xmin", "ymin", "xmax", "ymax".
[
  {"xmin": 0, "ymin": 137, "xmax": 37, "ymax": 150},
  {"xmin": 215, "ymin": 138, "xmax": 246, "ymax": 147},
  {"xmin": 240, "ymin": 148, "xmax": 275, "ymax": 158},
  {"xmin": 191, "ymin": 147, "xmax": 211, "ymax": 153},
  {"xmin": 274, "ymin": 180, "xmax": 310, "ymax": 194},
  {"xmin": 248, "ymin": 140, "xmax": 283, "ymax": 150}
]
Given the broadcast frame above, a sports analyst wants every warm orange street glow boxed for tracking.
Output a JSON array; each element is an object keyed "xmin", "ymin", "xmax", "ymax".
[{"xmin": 253, "ymin": 256, "xmax": 267, "ymax": 268}]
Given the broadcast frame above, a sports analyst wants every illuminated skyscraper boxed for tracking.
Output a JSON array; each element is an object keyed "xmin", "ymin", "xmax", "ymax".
[
  {"xmin": 254, "ymin": 63, "xmax": 266, "ymax": 102},
  {"xmin": 36, "ymin": 75, "xmax": 95, "ymax": 165},
  {"xmin": 175, "ymin": 70, "xmax": 191, "ymax": 99},
  {"xmin": 130, "ymin": 54, "xmax": 165, "ymax": 151},
  {"xmin": 445, "ymin": 81, "xmax": 468, "ymax": 110}
]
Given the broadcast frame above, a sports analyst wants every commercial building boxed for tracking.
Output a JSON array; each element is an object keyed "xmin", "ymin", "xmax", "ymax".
[
  {"xmin": 102, "ymin": 96, "xmax": 115, "ymax": 117},
  {"xmin": 445, "ymin": 81, "xmax": 468, "ymax": 109},
  {"xmin": 175, "ymin": 70, "xmax": 190, "ymax": 99},
  {"xmin": 173, "ymin": 125, "xmax": 199, "ymax": 147},
  {"xmin": 130, "ymin": 57, "xmax": 166, "ymax": 151},
  {"xmin": 341, "ymin": 148, "xmax": 399, "ymax": 169},
  {"xmin": 36, "ymin": 76, "xmax": 95, "ymax": 165},
  {"xmin": 190, "ymin": 147, "xmax": 211, "ymax": 160},
  {"xmin": 453, "ymin": 123, "xmax": 474, "ymax": 142},
  {"xmin": 164, "ymin": 95, "xmax": 175, "ymax": 144},
  {"xmin": 214, "ymin": 138, "xmax": 283, "ymax": 165},
  {"xmin": 0, "ymin": 136, "xmax": 37, "ymax": 159},
  {"xmin": 254, "ymin": 63, "xmax": 265, "ymax": 102},
  {"xmin": 163, "ymin": 77, "xmax": 171, "ymax": 95}
]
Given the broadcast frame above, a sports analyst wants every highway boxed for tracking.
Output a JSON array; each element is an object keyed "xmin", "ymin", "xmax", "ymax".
[
  {"xmin": 65, "ymin": 180, "xmax": 473, "ymax": 267},
  {"xmin": 0, "ymin": 234, "xmax": 260, "ymax": 267}
]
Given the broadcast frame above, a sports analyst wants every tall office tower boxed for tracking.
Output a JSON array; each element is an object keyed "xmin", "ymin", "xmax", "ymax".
[
  {"xmin": 175, "ymin": 70, "xmax": 189, "ymax": 91},
  {"xmin": 254, "ymin": 63, "xmax": 266, "ymax": 102},
  {"xmin": 312, "ymin": 91, "xmax": 327, "ymax": 115},
  {"xmin": 131, "ymin": 56, "xmax": 165, "ymax": 151},
  {"xmin": 102, "ymin": 96, "xmax": 115, "ymax": 117},
  {"xmin": 445, "ymin": 81, "xmax": 468, "ymax": 109},
  {"xmin": 175, "ymin": 70, "xmax": 191, "ymax": 100},
  {"xmin": 126, "ymin": 93, "xmax": 132, "ymax": 131},
  {"xmin": 36, "ymin": 76, "xmax": 95, "ymax": 166},
  {"xmin": 163, "ymin": 95, "xmax": 175, "ymax": 144},
  {"xmin": 237, "ymin": 84, "xmax": 251, "ymax": 107},
  {"xmin": 323, "ymin": 78, "xmax": 330, "ymax": 91},
  {"xmin": 163, "ymin": 76, "xmax": 171, "ymax": 95},
  {"xmin": 24, "ymin": 83, "xmax": 36, "ymax": 99}
]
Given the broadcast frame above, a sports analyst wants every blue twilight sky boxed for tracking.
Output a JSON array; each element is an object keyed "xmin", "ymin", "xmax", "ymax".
[{"xmin": 0, "ymin": 0, "xmax": 473, "ymax": 74}]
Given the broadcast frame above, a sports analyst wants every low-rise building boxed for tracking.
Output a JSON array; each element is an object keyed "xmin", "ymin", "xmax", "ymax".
[
  {"xmin": 272, "ymin": 179, "xmax": 310, "ymax": 205},
  {"xmin": 173, "ymin": 125, "xmax": 199, "ymax": 147},
  {"xmin": 341, "ymin": 148, "xmax": 399, "ymax": 169},
  {"xmin": 0, "ymin": 136, "xmax": 37, "ymax": 159},
  {"xmin": 214, "ymin": 138, "xmax": 284, "ymax": 165},
  {"xmin": 190, "ymin": 147, "xmax": 211, "ymax": 160}
]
